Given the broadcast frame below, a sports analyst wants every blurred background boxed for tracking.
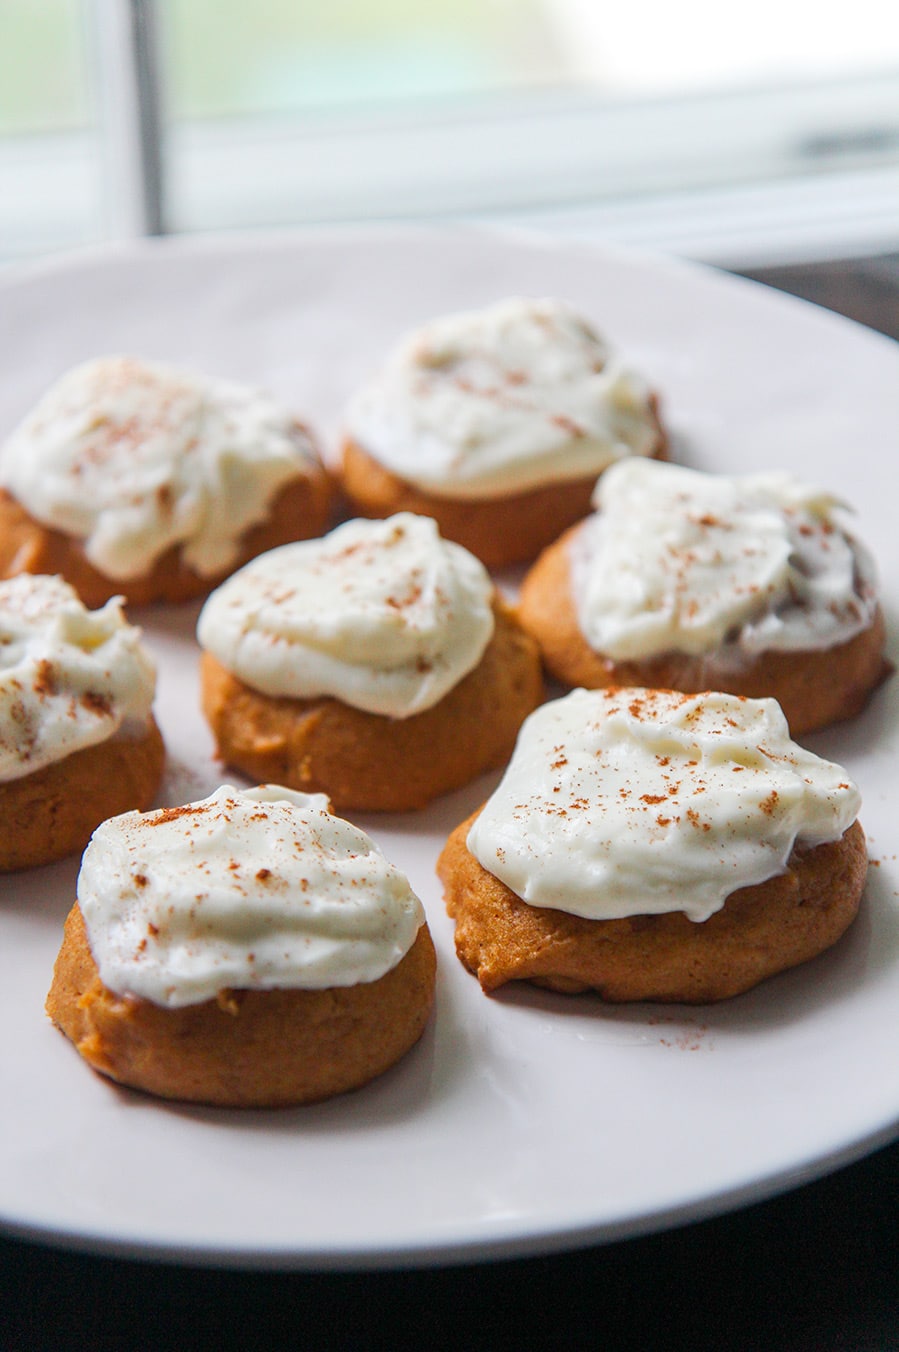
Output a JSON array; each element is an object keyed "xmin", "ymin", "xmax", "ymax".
[{"xmin": 1, "ymin": 0, "xmax": 898, "ymax": 284}]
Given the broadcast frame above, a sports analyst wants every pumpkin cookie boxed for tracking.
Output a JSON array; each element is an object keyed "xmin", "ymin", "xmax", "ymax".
[
  {"xmin": 439, "ymin": 687, "xmax": 866, "ymax": 1001},
  {"xmin": 197, "ymin": 513, "xmax": 543, "ymax": 811},
  {"xmin": 519, "ymin": 459, "xmax": 890, "ymax": 735},
  {"xmin": 341, "ymin": 297, "xmax": 667, "ymax": 568},
  {"xmin": 0, "ymin": 356, "xmax": 334, "ymax": 606},
  {"xmin": 47, "ymin": 785, "xmax": 436, "ymax": 1106},
  {"xmin": 0, "ymin": 574, "xmax": 163, "ymax": 871}
]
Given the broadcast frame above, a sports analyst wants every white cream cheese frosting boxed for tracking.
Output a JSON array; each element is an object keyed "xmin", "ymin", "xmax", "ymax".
[
  {"xmin": 571, "ymin": 459, "xmax": 879, "ymax": 661},
  {"xmin": 344, "ymin": 297, "xmax": 662, "ymax": 499},
  {"xmin": 197, "ymin": 512, "xmax": 495, "ymax": 718},
  {"xmin": 0, "ymin": 356, "xmax": 319, "ymax": 580},
  {"xmin": 0, "ymin": 574, "xmax": 156, "ymax": 783},
  {"xmin": 466, "ymin": 687, "xmax": 861, "ymax": 923},
  {"xmin": 78, "ymin": 785, "xmax": 426, "ymax": 1007}
]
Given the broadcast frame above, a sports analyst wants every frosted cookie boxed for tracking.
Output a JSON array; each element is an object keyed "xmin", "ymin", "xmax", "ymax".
[
  {"xmin": 197, "ymin": 513, "xmax": 543, "ymax": 811},
  {"xmin": 340, "ymin": 297, "xmax": 667, "ymax": 568},
  {"xmin": 518, "ymin": 459, "xmax": 890, "ymax": 735},
  {"xmin": 46, "ymin": 785, "xmax": 436, "ymax": 1106},
  {"xmin": 438, "ymin": 687, "xmax": 867, "ymax": 1001},
  {"xmin": 0, "ymin": 574, "xmax": 164, "ymax": 871},
  {"xmin": 0, "ymin": 356, "xmax": 334, "ymax": 606}
]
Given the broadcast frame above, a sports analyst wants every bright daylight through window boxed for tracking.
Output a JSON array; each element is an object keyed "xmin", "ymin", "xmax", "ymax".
[{"xmin": 1, "ymin": 0, "xmax": 898, "ymax": 264}]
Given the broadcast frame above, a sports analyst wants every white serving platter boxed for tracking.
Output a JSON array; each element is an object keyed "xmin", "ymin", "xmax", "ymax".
[{"xmin": 0, "ymin": 226, "xmax": 896, "ymax": 1268}]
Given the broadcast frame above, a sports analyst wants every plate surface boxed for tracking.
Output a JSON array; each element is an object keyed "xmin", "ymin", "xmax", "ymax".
[{"xmin": 0, "ymin": 226, "xmax": 897, "ymax": 1269}]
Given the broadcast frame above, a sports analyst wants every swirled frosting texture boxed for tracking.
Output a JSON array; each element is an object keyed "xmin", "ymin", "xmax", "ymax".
[
  {"xmin": 78, "ymin": 785, "xmax": 426, "ymax": 1007},
  {"xmin": 197, "ymin": 513, "xmax": 495, "ymax": 718},
  {"xmin": 0, "ymin": 574, "xmax": 156, "ymax": 783},
  {"xmin": 344, "ymin": 297, "xmax": 661, "ymax": 498},
  {"xmin": 572, "ymin": 460, "xmax": 878, "ymax": 660},
  {"xmin": 0, "ymin": 356, "xmax": 318, "ymax": 579},
  {"xmin": 466, "ymin": 687, "xmax": 861, "ymax": 923}
]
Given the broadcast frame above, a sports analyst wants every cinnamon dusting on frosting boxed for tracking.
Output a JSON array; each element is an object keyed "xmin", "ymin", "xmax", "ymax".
[{"xmin": 467, "ymin": 687, "xmax": 861, "ymax": 923}]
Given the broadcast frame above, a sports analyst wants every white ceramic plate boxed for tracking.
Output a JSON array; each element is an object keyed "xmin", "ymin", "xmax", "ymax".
[{"xmin": 0, "ymin": 227, "xmax": 897, "ymax": 1269}]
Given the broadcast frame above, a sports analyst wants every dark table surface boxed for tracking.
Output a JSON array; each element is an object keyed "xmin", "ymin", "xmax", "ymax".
[{"xmin": 2, "ymin": 251, "xmax": 898, "ymax": 1352}]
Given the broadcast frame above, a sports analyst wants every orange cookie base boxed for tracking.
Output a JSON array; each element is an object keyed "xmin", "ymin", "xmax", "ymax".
[
  {"xmin": 46, "ymin": 905, "xmax": 437, "ymax": 1107},
  {"xmin": 438, "ymin": 813, "xmax": 867, "ymax": 1002},
  {"xmin": 0, "ymin": 719, "xmax": 165, "ymax": 872},
  {"xmin": 0, "ymin": 457, "xmax": 335, "ymax": 608},
  {"xmin": 518, "ymin": 523, "xmax": 892, "ymax": 737},
  {"xmin": 199, "ymin": 599, "xmax": 543, "ymax": 812},
  {"xmin": 340, "ymin": 403, "xmax": 667, "ymax": 570}
]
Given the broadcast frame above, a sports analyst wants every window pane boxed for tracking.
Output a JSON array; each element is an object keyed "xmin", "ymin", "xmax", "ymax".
[
  {"xmin": 2, "ymin": 2, "xmax": 897, "ymax": 266},
  {"xmin": 164, "ymin": 1, "xmax": 568, "ymax": 119},
  {"xmin": 546, "ymin": 0, "xmax": 899, "ymax": 95},
  {"xmin": 0, "ymin": 0, "xmax": 91, "ymax": 133},
  {"xmin": 163, "ymin": 0, "xmax": 899, "ymax": 117},
  {"xmin": 0, "ymin": 0, "xmax": 102, "ymax": 261},
  {"xmin": 161, "ymin": 1, "xmax": 899, "ymax": 263}
]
